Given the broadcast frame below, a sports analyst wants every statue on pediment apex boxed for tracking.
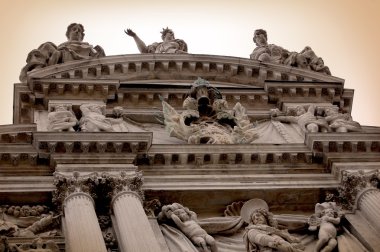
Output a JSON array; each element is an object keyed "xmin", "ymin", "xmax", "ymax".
[
  {"xmin": 125, "ymin": 27, "xmax": 188, "ymax": 54},
  {"xmin": 19, "ymin": 23, "xmax": 105, "ymax": 82},
  {"xmin": 250, "ymin": 29, "xmax": 331, "ymax": 75}
]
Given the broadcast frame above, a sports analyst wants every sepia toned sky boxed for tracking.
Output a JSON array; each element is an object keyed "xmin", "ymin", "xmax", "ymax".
[{"xmin": 0, "ymin": 0, "xmax": 379, "ymax": 126}]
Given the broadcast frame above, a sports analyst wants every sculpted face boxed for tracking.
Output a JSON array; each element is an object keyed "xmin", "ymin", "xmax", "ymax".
[
  {"xmin": 295, "ymin": 106, "xmax": 306, "ymax": 116},
  {"xmin": 163, "ymin": 31, "xmax": 175, "ymax": 41},
  {"xmin": 68, "ymin": 24, "xmax": 84, "ymax": 42},
  {"xmin": 251, "ymin": 211, "xmax": 267, "ymax": 225},
  {"xmin": 253, "ymin": 31, "xmax": 267, "ymax": 47},
  {"xmin": 175, "ymin": 209, "xmax": 190, "ymax": 221}
]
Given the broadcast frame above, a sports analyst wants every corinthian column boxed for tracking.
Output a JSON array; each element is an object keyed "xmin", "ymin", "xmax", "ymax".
[
  {"xmin": 356, "ymin": 188, "xmax": 380, "ymax": 232},
  {"xmin": 110, "ymin": 172, "xmax": 161, "ymax": 251},
  {"xmin": 54, "ymin": 172, "xmax": 107, "ymax": 252}
]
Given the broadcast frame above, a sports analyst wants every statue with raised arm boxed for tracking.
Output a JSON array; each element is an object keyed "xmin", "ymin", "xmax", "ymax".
[
  {"xmin": 241, "ymin": 199, "xmax": 304, "ymax": 252},
  {"xmin": 125, "ymin": 27, "xmax": 187, "ymax": 54},
  {"xmin": 158, "ymin": 203, "xmax": 218, "ymax": 252},
  {"xmin": 308, "ymin": 202, "xmax": 343, "ymax": 252}
]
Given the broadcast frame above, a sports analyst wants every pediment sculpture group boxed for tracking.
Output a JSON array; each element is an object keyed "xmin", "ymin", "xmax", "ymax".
[{"xmin": 20, "ymin": 23, "xmax": 331, "ymax": 82}]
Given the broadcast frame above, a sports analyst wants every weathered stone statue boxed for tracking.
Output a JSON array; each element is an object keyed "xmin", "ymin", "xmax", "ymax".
[
  {"xmin": 308, "ymin": 202, "xmax": 343, "ymax": 252},
  {"xmin": 48, "ymin": 23, "xmax": 105, "ymax": 65},
  {"xmin": 20, "ymin": 23, "xmax": 105, "ymax": 82},
  {"xmin": 323, "ymin": 107, "xmax": 361, "ymax": 132},
  {"xmin": 250, "ymin": 29, "xmax": 289, "ymax": 64},
  {"xmin": 250, "ymin": 29, "xmax": 331, "ymax": 75},
  {"xmin": 79, "ymin": 104, "xmax": 113, "ymax": 132},
  {"xmin": 271, "ymin": 105, "xmax": 331, "ymax": 133},
  {"xmin": 10, "ymin": 238, "xmax": 59, "ymax": 252},
  {"xmin": 241, "ymin": 199, "xmax": 304, "ymax": 252},
  {"xmin": 125, "ymin": 27, "xmax": 188, "ymax": 53},
  {"xmin": 158, "ymin": 203, "xmax": 218, "ymax": 252},
  {"xmin": 47, "ymin": 105, "xmax": 78, "ymax": 132}
]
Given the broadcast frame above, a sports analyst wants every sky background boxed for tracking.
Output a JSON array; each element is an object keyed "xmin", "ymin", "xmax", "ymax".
[{"xmin": 0, "ymin": 0, "xmax": 379, "ymax": 126}]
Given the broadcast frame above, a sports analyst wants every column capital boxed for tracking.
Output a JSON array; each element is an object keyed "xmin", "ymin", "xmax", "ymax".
[
  {"xmin": 333, "ymin": 169, "xmax": 380, "ymax": 211},
  {"xmin": 53, "ymin": 170, "xmax": 145, "ymax": 208}
]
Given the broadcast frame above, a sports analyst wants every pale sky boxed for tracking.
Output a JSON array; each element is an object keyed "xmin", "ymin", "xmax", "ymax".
[{"xmin": 1, "ymin": 0, "xmax": 379, "ymax": 126}]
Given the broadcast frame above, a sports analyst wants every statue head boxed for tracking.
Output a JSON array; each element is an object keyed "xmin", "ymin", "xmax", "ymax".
[
  {"xmin": 66, "ymin": 23, "xmax": 85, "ymax": 42},
  {"xmin": 173, "ymin": 208, "xmax": 191, "ymax": 222},
  {"xmin": 161, "ymin": 27, "xmax": 175, "ymax": 41},
  {"xmin": 253, "ymin": 29, "xmax": 268, "ymax": 47}
]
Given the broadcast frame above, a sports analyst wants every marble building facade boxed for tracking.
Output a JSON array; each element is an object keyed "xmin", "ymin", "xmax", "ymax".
[{"xmin": 0, "ymin": 24, "xmax": 379, "ymax": 252}]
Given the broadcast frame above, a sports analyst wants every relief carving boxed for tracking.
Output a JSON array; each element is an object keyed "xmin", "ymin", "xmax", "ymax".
[
  {"xmin": 125, "ymin": 27, "xmax": 187, "ymax": 54},
  {"xmin": 162, "ymin": 78, "xmax": 258, "ymax": 144},
  {"xmin": 241, "ymin": 199, "xmax": 304, "ymax": 252},
  {"xmin": 323, "ymin": 107, "xmax": 361, "ymax": 132},
  {"xmin": 308, "ymin": 202, "xmax": 343, "ymax": 252},
  {"xmin": 0, "ymin": 205, "xmax": 60, "ymax": 239},
  {"xmin": 20, "ymin": 23, "xmax": 105, "ymax": 82},
  {"xmin": 250, "ymin": 29, "xmax": 331, "ymax": 75},
  {"xmin": 158, "ymin": 203, "xmax": 218, "ymax": 252},
  {"xmin": 8, "ymin": 238, "xmax": 59, "ymax": 252},
  {"xmin": 47, "ymin": 104, "xmax": 78, "ymax": 132},
  {"xmin": 98, "ymin": 215, "xmax": 118, "ymax": 252},
  {"xmin": 271, "ymin": 105, "xmax": 330, "ymax": 133}
]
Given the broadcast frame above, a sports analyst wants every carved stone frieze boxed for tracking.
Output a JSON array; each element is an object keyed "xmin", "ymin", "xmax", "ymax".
[
  {"xmin": 162, "ymin": 78, "xmax": 261, "ymax": 144},
  {"xmin": 6, "ymin": 237, "xmax": 60, "ymax": 252}
]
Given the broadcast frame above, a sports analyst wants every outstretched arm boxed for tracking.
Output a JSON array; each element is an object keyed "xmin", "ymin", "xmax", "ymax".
[
  {"xmin": 170, "ymin": 213, "xmax": 186, "ymax": 229},
  {"xmin": 125, "ymin": 29, "xmax": 148, "ymax": 53}
]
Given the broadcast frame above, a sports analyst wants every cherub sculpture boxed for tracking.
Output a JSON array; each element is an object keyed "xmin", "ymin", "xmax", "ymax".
[
  {"xmin": 241, "ymin": 199, "xmax": 304, "ymax": 252},
  {"xmin": 158, "ymin": 203, "xmax": 218, "ymax": 252},
  {"xmin": 308, "ymin": 202, "xmax": 343, "ymax": 252}
]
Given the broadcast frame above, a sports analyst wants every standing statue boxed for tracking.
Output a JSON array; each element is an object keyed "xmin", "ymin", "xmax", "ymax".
[
  {"xmin": 20, "ymin": 23, "xmax": 105, "ymax": 82},
  {"xmin": 271, "ymin": 105, "xmax": 331, "ymax": 133},
  {"xmin": 158, "ymin": 203, "xmax": 218, "ymax": 252},
  {"xmin": 241, "ymin": 199, "xmax": 304, "ymax": 252},
  {"xmin": 125, "ymin": 27, "xmax": 188, "ymax": 54},
  {"xmin": 308, "ymin": 202, "xmax": 343, "ymax": 252}
]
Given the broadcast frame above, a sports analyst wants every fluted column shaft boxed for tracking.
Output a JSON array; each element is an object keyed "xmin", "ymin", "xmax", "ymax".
[
  {"xmin": 357, "ymin": 188, "xmax": 380, "ymax": 232},
  {"xmin": 64, "ymin": 192, "xmax": 107, "ymax": 252},
  {"xmin": 112, "ymin": 191, "xmax": 161, "ymax": 252}
]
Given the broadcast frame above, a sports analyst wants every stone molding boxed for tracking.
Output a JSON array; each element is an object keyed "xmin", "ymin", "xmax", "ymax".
[{"xmin": 27, "ymin": 54, "xmax": 343, "ymax": 84}]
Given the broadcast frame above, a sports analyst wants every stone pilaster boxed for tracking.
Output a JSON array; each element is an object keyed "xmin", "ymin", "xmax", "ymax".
[
  {"xmin": 54, "ymin": 172, "xmax": 107, "ymax": 252},
  {"xmin": 110, "ymin": 171, "xmax": 161, "ymax": 252}
]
